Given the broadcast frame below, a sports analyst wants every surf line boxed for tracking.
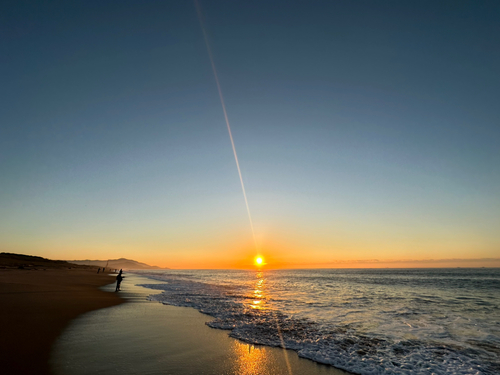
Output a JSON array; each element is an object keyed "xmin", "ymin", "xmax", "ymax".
[
  {"xmin": 194, "ymin": 0, "xmax": 257, "ymax": 251},
  {"xmin": 194, "ymin": 4, "xmax": 293, "ymax": 375}
]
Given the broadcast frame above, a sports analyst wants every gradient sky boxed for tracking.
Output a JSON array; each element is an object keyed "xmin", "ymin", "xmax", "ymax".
[{"xmin": 1, "ymin": 1, "xmax": 499, "ymax": 268}]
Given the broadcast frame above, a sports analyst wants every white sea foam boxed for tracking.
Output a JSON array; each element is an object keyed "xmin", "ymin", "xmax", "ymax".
[{"xmin": 137, "ymin": 269, "xmax": 500, "ymax": 375}]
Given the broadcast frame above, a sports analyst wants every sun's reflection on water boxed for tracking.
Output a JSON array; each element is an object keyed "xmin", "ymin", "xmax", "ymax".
[
  {"xmin": 236, "ymin": 270, "xmax": 292, "ymax": 375},
  {"xmin": 232, "ymin": 271, "xmax": 273, "ymax": 373},
  {"xmin": 249, "ymin": 271, "xmax": 267, "ymax": 310}
]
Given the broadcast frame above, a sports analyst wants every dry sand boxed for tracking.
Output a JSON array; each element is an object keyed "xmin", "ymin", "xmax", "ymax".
[{"xmin": 0, "ymin": 267, "xmax": 123, "ymax": 375}]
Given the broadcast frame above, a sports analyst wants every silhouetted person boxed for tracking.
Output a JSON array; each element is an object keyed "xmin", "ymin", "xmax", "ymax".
[
  {"xmin": 97, "ymin": 267, "xmax": 100, "ymax": 274},
  {"xmin": 115, "ymin": 269, "xmax": 124, "ymax": 292}
]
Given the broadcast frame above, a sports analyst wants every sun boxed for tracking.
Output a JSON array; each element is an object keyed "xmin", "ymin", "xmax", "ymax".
[{"xmin": 255, "ymin": 256, "xmax": 264, "ymax": 266}]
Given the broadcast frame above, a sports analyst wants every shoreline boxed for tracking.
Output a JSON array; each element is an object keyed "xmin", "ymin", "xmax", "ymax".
[
  {"xmin": 137, "ymin": 273, "xmax": 357, "ymax": 374},
  {"xmin": 0, "ymin": 268, "xmax": 124, "ymax": 375},
  {"xmin": 52, "ymin": 273, "xmax": 352, "ymax": 375}
]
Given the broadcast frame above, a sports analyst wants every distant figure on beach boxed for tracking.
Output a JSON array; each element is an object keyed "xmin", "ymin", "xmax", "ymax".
[
  {"xmin": 115, "ymin": 269, "xmax": 124, "ymax": 292},
  {"xmin": 97, "ymin": 267, "xmax": 100, "ymax": 274}
]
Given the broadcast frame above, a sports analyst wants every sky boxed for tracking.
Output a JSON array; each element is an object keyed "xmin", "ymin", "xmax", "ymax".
[{"xmin": 1, "ymin": 0, "xmax": 499, "ymax": 269}]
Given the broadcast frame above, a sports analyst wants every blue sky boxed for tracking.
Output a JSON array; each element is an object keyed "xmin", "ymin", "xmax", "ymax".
[{"xmin": 1, "ymin": 1, "xmax": 499, "ymax": 267}]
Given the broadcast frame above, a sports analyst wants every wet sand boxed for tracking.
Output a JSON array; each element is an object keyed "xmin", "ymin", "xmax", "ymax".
[
  {"xmin": 0, "ymin": 268, "xmax": 123, "ymax": 375},
  {"xmin": 51, "ymin": 274, "xmax": 352, "ymax": 375}
]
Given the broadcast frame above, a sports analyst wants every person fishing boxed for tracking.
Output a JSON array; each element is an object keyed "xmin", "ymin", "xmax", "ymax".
[{"xmin": 115, "ymin": 269, "xmax": 125, "ymax": 292}]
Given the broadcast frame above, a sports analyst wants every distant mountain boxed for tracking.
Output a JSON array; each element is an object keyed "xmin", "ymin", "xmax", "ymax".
[{"xmin": 68, "ymin": 258, "xmax": 164, "ymax": 270}]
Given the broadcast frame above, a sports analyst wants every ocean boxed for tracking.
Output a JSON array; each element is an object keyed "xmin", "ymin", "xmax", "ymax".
[{"xmin": 136, "ymin": 268, "xmax": 500, "ymax": 375}]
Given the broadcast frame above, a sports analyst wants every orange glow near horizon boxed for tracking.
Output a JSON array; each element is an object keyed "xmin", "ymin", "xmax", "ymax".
[
  {"xmin": 10, "ymin": 231, "xmax": 500, "ymax": 270},
  {"xmin": 7, "ymin": 201, "xmax": 498, "ymax": 270}
]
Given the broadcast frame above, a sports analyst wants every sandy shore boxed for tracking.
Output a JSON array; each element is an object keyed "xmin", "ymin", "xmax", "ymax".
[
  {"xmin": 0, "ymin": 256, "xmax": 352, "ymax": 375},
  {"xmin": 0, "ymin": 268, "xmax": 123, "ymax": 375},
  {"xmin": 51, "ymin": 274, "xmax": 351, "ymax": 375}
]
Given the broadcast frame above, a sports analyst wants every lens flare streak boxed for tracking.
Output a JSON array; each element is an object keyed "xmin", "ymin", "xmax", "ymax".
[
  {"xmin": 195, "ymin": 0, "xmax": 257, "ymax": 250},
  {"xmin": 195, "ymin": 4, "xmax": 292, "ymax": 373}
]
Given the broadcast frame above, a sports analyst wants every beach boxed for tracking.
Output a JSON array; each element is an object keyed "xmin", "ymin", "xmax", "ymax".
[
  {"xmin": 130, "ymin": 269, "xmax": 500, "ymax": 374},
  {"xmin": 4, "ymin": 263, "xmax": 497, "ymax": 375},
  {"xmin": 0, "ymin": 256, "xmax": 350, "ymax": 375},
  {"xmin": 51, "ymin": 273, "xmax": 350, "ymax": 375},
  {"xmin": 0, "ymin": 266, "xmax": 123, "ymax": 375}
]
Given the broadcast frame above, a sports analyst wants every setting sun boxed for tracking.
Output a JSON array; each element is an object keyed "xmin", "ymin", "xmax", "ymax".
[{"xmin": 255, "ymin": 256, "xmax": 264, "ymax": 266}]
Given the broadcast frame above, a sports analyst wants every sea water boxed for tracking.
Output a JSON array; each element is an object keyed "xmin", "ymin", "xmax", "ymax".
[{"xmin": 136, "ymin": 268, "xmax": 500, "ymax": 375}]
